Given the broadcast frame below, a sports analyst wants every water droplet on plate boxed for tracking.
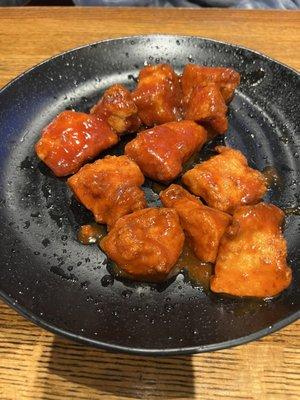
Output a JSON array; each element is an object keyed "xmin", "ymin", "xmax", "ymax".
[
  {"xmin": 122, "ymin": 290, "xmax": 133, "ymax": 298},
  {"xmin": 101, "ymin": 275, "xmax": 114, "ymax": 287},
  {"xmin": 23, "ymin": 221, "xmax": 30, "ymax": 229}
]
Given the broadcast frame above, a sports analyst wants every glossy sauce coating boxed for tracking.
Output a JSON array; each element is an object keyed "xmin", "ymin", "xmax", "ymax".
[
  {"xmin": 91, "ymin": 84, "xmax": 141, "ymax": 134},
  {"xmin": 211, "ymin": 203, "xmax": 292, "ymax": 298},
  {"xmin": 35, "ymin": 63, "xmax": 293, "ymax": 298},
  {"xmin": 181, "ymin": 64, "xmax": 240, "ymax": 104},
  {"xmin": 35, "ymin": 110, "xmax": 118, "ymax": 177},
  {"xmin": 100, "ymin": 208, "xmax": 185, "ymax": 282},
  {"xmin": 68, "ymin": 155, "xmax": 147, "ymax": 229},
  {"xmin": 184, "ymin": 83, "xmax": 228, "ymax": 136},
  {"xmin": 160, "ymin": 184, "xmax": 231, "ymax": 262},
  {"xmin": 132, "ymin": 64, "xmax": 183, "ymax": 126},
  {"xmin": 182, "ymin": 146, "xmax": 267, "ymax": 214},
  {"xmin": 125, "ymin": 120, "xmax": 207, "ymax": 182}
]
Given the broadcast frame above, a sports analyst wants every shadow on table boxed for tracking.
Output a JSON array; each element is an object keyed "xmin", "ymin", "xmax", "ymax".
[{"xmin": 47, "ymin": 335, "xmax": 195, "ymax": 399}]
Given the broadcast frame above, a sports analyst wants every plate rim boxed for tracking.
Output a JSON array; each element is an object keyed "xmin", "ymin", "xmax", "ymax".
[
  {"xmin": 1, "ymin": 291, "xmax": 299, "ymax": 355},
  {"xmin": 0, "ymin": 34, "xmax": 299, "ymax": 355},
  {"xmin": 0, "ymin": 34, "xmax": 299, "ymax": 98}
]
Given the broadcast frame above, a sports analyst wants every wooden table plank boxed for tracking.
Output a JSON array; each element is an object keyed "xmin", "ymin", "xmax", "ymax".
[
  {"xmin": 1, "ymin": 302, "xmax": 299, "ymax": 400},
  {"xmin": 0, "ymin": 7, "xmax": 299, "ymax": 400}
]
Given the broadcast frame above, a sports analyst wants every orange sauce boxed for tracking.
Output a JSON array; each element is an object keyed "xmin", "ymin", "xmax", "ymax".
[
  {"xmin": 109, "ymin": 242, "xmax": 213, "ymax": 287},
  {"xmin": 176, "ymin": 242, "xmax": 213, "ymax": 289},
  {"xmin": 262, "ymin": 166, "xmax": 281, "ymax": 188},
  {"xmin": 106, "ymin": 242, "xmax": 212, "ymax": 285},
  {"xmin": 77, "ymin": 223, "xmax": 106, "ymax": 245}
]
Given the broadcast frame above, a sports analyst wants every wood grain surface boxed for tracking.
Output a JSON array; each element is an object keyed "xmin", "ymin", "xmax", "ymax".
[{"xmin": 0, "ymin": 7, "xmax": 299, "ymax": 400}]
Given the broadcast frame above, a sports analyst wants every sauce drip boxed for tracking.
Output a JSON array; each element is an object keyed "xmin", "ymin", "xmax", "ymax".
[
  {"xmin": 262, "ymin": 166, "xmax": 281, "ymax": 188},
  {"xmin": 176, "ymin": 242, "xmax": 213, "ymax": 289},
  {"xmin": 187, "ymin": 263, "xmax": 213, "ymax": 290},
  {"xmin": 77, "ymin": 223, "xmax": 106, "ymax": 245}
]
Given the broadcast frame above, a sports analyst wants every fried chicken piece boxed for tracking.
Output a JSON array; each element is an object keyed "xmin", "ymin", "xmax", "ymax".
[
  {"xmin": 68, "ymin": 155, "xmax": 147, "ymax": 229},
  {"xmin": 182, "ymin": 146, "xmax": 267, "ymax": 214},
  {"xmin": 100, "ymin": 208, "xmax": 184, "ymax": 282},
  {"xmin": 160, "ymin": 184, "xmax": 231, "ymax": 262},
  {"xmin": 184, "ymin": 84, "xmax": 228, "ymax": 136},
  {"xmin": 35, "ymin": 110, "xmax": 118, "ymax": 177},
  {"xmin": 181, "ymin": 64, "xmax": 240, "ymax": 104},
  {"xmin": 132, "ymin": 64, "xmax": 182, "ymax": 126},
  {"xmin": 211, "ymin": 203, "xmax": 292, "ymax": 298},
  {"xmin": 125, "ymin": 121, "xmax": 207, "ymax": 182},
  {"xmin": 91, "ymin": 84, "xmax": 141, "ymax": 134}
]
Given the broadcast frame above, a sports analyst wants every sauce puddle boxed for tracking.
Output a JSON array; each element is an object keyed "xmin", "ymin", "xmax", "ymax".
[
  {"xmin": 262, "ymin": 166, "xmax": 281, "ymax": 188},
  {"xmin": 176, "ymin": 242, "xmax": 213, "ymax": 289},
  {"xmin": 105, "ymin": 242, "xmax": 213, "ymax": 287},
  {"xmin": 78, "ymin": 227, "xmax": 213, "ymax": 289},
  {"xmin": 77, "ymin": 223, "xmax": 106, "ymax": 245}
]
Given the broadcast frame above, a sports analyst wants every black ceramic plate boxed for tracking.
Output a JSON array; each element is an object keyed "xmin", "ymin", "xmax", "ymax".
[{"xmin": 0, "ymin": 35, "xmax": 299, "ymax": 355}]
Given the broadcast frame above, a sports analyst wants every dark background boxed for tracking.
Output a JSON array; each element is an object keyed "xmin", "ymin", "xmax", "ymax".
[{"xmin": 28, "ymin": 1, "xmax": 74, "ymax": 4}]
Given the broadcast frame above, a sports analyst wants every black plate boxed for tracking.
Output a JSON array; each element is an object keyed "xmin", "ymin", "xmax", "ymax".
[{"xmin": 0, "ymin": 35, "xmax": 299, "ymax": 355}]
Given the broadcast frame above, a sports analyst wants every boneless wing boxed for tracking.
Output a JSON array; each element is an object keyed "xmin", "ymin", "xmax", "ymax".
[
  {"xmin": 182, "ymin": 146, "xmax": 267, "ymax": 214},
  {"xmin": 184, "ymin": 84, "xmax": 228, "ymax": 136},
  {"xmin": 160, "ymin": 184, "xmax": 231, "ymax": 263},
  {"xmin": 211, "ymin": 203, "xmax": 292, "ymax": 298},
  {"xmin": 91, "ymin": 84, "xmax": 141, "ymax": 134},
  {"xmin": 125, "ymin": 121, "xmax": 207, "ymax": 182},
  {"xmin": 181, "ymin": 64, "xmax": 240, "ymax": 104},
  {"xmin": 100, "ymin": 208, "xmax": 185, "ymax": 282},
  {"xmin": 35, "ymin": 110, "xmax": 118, "ymax": 177},
  {"xmin": 68, "ymin": 155, "xmax": 147, "ymax": 229},
  {"xmin": 132, "ymin": 64, "xmax": 183, "ymax": 126}
]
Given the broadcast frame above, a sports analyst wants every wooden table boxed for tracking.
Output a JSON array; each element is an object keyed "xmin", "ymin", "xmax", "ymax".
[{"xmin": 0, "ymin": 7, "xmax": 299, "ymax": 400}]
